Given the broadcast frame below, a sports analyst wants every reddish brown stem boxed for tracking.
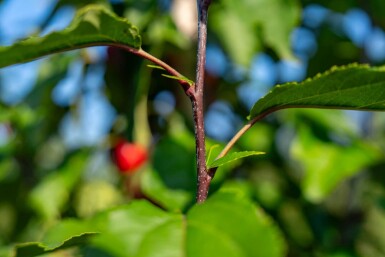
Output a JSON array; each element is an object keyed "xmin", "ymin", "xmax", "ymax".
[
  {"xmin": 112, "ymin": 44, "xmax": 195, "ymax": 98},
  {"xmin": 208, "ymin": 109, "xmax": 278, "ymax": 174},
  {"xmin": 194, "ymin": 0, "xmax": 211, "ymax": 203}
]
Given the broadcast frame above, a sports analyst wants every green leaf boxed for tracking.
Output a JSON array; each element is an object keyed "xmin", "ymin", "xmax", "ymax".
[
  {"xmin": 206, "ymin": 144, "xmax": 220, "ymax": 166},
  {"xmin": 56, "ymin": 0, "xmax": 108, "ymax": 8},
  {"xmin": 280, "ymin": 109, "xmax": 360, "ymax": 137},
  {"xmin": 0, "ymin": 246, "xmax": 13, "ymax": 257},
  {"xmin": 147, "ymin": 64, "xmax": 165, "ymax": 70},
  {"xmin": 90, "ymin": 201, "xmax": 184, "ymax": 257},
  {"xmin": 291, "ymin": 125, "xmax": 381, "ymax": 202},
  {"xmin": 15, "ymin": 191, "xmax": 285, "ymax": 257},
  {"xmin": 207, "ymin": 151, "xmax": 265, "ymax": 169},
  {"xmin": 93, "ymin": 191, "xmax": 286, "ymax": 257},
  {"xmin": 186, "ymin": 190, "xmax": 286, "ymax": 257},
  {"xmin": 13, "ymin": 219, "xmax": 97, "ymax": 257},
  {"xmin": 210, "ymin": 0, "xmax": 300, "ymax": 66},
  {"xmin": 249, "ymin": 64, "xmax": 385, "ymax": 120},
  {"xmin": 74, "ymin": 180, "xmax": 124, "ymax": 218},
  {"xmin": 205, "ymin": 139, "xmax": 237, "ymax": 184},
  {"xmin": 161, "ymin": 74, "xmax": 194, "ymax": 86},
  {"xmin": 140, "ymin": 168, "xmax": 193, "ymax": 212},
  {"xmin": 152, "ymin": 131, "xmax": 196, "ymax": 192},
  {"xmin": 278, "ymin": 201, "xmax": 314, "ymax": 247},
  {"xmin": 146, "ymin": 15, "xmax": 190, "ymax": 48},
  {"xmin": 143, "ymin": 115, "xmax": 197, "ymax": 210},
  {"xmin": 356, "ymin": 205, "xmax": 385, "ymax": 257},
  {"xmin": 254, "ymin": 0, "xmax": 300, "ymax": 60},
  {"xmin": 0, "ymin": 4, "xmax": 141, "ymax": 68},
  {"xmin": 29, "ymin": 152, "xmax": 88, "ymax": 220},
  {"xmin": 210, "ymin": 7, "xmax": 260, "ymax": 67},
  {"xmin": 237, "ymin": 123, "xmax": 274, "ymax": 152}
]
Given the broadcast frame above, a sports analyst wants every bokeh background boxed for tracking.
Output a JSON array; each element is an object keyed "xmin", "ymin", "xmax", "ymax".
[{"xmin": 1, "ymin": 0, "xmax": 385, "ymax": 256}]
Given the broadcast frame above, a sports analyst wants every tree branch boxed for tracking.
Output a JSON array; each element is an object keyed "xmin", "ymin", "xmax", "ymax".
[{"xmin": 194, "ymin": 0, "xmax": 211, "ymax": 203}]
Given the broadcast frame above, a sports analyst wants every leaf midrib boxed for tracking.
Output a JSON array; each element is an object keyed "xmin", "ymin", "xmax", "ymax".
[{"xmin": 255, "ymin": 76, "xmax": 385, "ymax": 116}]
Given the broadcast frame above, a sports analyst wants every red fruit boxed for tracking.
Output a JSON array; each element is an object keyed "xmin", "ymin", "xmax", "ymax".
[{"xmin": 113, "ymin": 141, "xmax": 148, "ymax": 173}]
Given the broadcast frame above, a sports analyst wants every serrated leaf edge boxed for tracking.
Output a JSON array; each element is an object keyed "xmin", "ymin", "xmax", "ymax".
[
  {"xmin": 248, "ymin": 63, "xmax": 384, "ymax": 120},
  {"xmin": 12, "ymin": 232, "xmax": 98, "ymax": 256}
]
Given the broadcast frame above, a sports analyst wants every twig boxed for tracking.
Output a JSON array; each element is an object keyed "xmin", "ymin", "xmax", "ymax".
[
  {"xmin": 113, "ymin": 45, "xmax": 195, "ymax": 98},
  {"xmin": 208, "ymin": 110, "xmax": 277, "ymax": 174},
  {"xmin": 194, "ymin": 0, "xmax": 211, "ymax": 203}
]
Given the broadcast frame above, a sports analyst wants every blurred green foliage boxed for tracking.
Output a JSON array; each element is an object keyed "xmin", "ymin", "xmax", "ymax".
[{"xmin": 1, "ymin": 0, "xmax": 385, "ymax": 257}]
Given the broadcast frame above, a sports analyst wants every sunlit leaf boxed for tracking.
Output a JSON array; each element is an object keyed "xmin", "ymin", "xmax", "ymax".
[
  {"xmin": 210, "ymin": 0, "xmax": 300, "ymax": 66},
  {"xmin": 254, "ymin": 0, "xmax": 300, "ymax": 60},
  {"xmin": 90, "ymin": 201, "xmax": 184, "ymax": 257},
  {"xmin": 29, "ymin": 152, "xmax": 88, "ymax": 220},
  {"xmin": 210, "ymin": 7, "xmax": 260, "ymax": 67},
  {"xmin": 74, "ymin": 180, "xmax": 124, "ymax": 218},
  {"xmin": 187, "ymin": 190, "xmax": 286, "ymax": 257},
  {"xmin": 13, "ymin": 219, "xmax": 97, "ymax": 257},
  {"xmin": 92, "ymin": 191, "xmax": 286, "ymax": 257},
  {"xmin": 161, "ymin": 74, "xmax": 194, "ymax": 86},
  {"xmin": 205, "ymin": 139, "xmax": 236, "ymax": 183},
  {"xmin": 0, "ymin": 4, "xmax": 141, "ymax": 68},
  {"xmin": 206, "ymin": 144, "xmax": 220, "ymax": 166},
  {"xmin": 147, "ymin": 64, "xmax": 165, "ymax": 70},
  {"xmin": 0, "ymin": 246, "xmax": 13, "ymax": 257},
  {"xmin": 249, "ymin": 64, "xmax": 385, "ymax": 120},
  {"xmin": 291, "ymin": 125, "xmax": 381, "ymax": 202},
  {"xmin": 15, "ymin": 191, "xmax": 285, "ymax": 257},
  {"xmin": 207, "ymin": 151, "xmax": 265, "ymax": 169}
]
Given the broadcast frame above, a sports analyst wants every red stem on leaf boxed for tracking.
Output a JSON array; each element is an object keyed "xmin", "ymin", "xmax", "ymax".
[{"xmin": 112, "ymin": 44, "xmax": 195, "ymax": 97}]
